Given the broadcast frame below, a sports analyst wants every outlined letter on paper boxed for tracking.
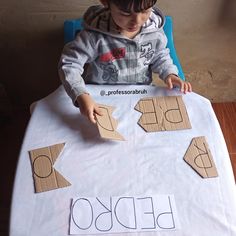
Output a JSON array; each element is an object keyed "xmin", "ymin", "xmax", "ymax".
[
  {"xmin": 29, "ymin": 143, "xmax": 71, "ymax": 193},
  {"xmin": 184, "ymin": 136, "xmax": 218, "ymax": 178},
  {"xmin": 95, "ymin": 104, "xmax": 125, "ymax": 141},
  {"xmin": 135, "ymin": 96, "xmax": 191, "ymax": 132}
]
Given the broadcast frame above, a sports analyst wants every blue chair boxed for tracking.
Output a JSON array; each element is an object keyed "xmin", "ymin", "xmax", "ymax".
[
  {"xmin": 64, "ymin": 18, "xmax": 84, "ymax": 45},
  {"xmin": 64, "ymin": 16, "xmax": 185, "ymax": 81},
  {"xmin": 163, "ymin": 16, "xmax": 185, "ymax": 81}
]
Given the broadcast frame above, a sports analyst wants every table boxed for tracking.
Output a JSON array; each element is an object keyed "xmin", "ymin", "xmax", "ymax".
[{"xmin": 10, "ymin": 85, "xmax": 236, "ymax": 236}]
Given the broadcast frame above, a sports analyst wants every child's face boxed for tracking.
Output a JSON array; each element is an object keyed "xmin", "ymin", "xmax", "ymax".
[{"xmin": 109, "ymin": 2, "xmax": 152, "ymax": 35}]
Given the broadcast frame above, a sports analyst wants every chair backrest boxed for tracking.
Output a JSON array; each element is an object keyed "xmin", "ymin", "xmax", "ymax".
[
  {"xmin": 64, "ymin": 16, "xmax": 185, "ymax": 80},
  {"xmin": 163, "ymin": 16, "xmax": 185, "ymax": 81}
]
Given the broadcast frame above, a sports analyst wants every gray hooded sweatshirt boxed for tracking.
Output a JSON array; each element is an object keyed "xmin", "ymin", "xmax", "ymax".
[{"xmin": 58, "ymin": 5, "xmax": 178, "ymax": 105}]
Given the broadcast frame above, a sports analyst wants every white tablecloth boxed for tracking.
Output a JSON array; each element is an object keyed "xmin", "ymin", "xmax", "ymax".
[{"xmin": 10, "ymin": 85, "xmax": 236, "ymax": 236}]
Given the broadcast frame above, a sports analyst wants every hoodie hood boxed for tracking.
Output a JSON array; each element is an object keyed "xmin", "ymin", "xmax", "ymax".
[{"xmin": 83, "ymin": 5, "xmax": 165, "ymax": 37}]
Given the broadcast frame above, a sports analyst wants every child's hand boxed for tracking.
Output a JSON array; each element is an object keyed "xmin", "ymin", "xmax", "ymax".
[
  {"xmin": 76, "ymin": 93, "xmax": 103, "ymax": 123},
  {"xmin": 165, "ymin": 74, "xmax": 192, "ymax": 94}
]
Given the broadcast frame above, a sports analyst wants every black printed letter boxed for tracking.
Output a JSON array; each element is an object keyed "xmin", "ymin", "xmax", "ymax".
[
  {"xmin": 114, "ymin": 197, "xmax": 137, "ymax": 229},
  {"xmin": 95, "ymin": 197, "xmax": 113, "ymax": 232},
  {"xmin": 137, "ymin": 197, "xmax": 156, "ymax": 229},
  {"xmin": 156, "ymin": 196, "xmax": 175, "ymax": 229},
  {"xmin": 71, "ymin": 198, "xmax": 93, "ymax": 230}
]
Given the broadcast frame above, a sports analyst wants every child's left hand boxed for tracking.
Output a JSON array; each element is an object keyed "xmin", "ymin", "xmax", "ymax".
[{"xmin": 165, "ymin": 74, "xmax": 192, "ymax": 94}]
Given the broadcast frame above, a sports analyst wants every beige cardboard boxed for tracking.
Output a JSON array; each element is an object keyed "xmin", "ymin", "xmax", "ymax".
[
  {"xmin": 29, "ymin": 143, "xmax": 71, "ymax": 193},
  {"xmin": 184, "ymin": 136, "xmax": 218, "ymax": 178},
  {"xmin": 135, "ymin": 96, "xmax": 191, "ymax": 132},
  {"xmin": 95, "ymin": 104, "xmax": 125, "ymax": 141}
]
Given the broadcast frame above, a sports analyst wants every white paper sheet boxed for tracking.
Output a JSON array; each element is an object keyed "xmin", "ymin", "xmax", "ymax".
[{"xmin": 70, "ymin": 195, "xmax": 179, "ymax": 234}]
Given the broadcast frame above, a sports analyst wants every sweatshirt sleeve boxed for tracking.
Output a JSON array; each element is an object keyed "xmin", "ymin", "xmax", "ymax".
[
  {"xmin": 58, "ymin": 30, "xmax": 96, "ymax": 106},
  {"xmin": 150, "ymin": 29, "xmax": 179, "ymax": 81}
]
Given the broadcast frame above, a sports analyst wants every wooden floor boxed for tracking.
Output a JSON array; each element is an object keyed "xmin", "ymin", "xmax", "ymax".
[
  {"xmin": 212, "ymin": 102, "xmax": 236, "ymax": 181},
  {"xmin": 0, "ymin": 102, "xmax": 235, "ymax": 235}
]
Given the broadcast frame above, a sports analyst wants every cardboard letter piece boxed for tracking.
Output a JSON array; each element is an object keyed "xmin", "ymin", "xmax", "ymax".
[
  {"xmin": 135, "ymin": 96, "xmax": 191, "ymax": 132},
  {"xmin": 184, "ymin": 136, "xmax": 218, "ymax": 178},
  {"xmin": 95, "ymin": 104, "xmax": 125, "ymax": 141},
  {"xmin": 29, "ymin": 143, "xmax": 71, "ymax": 193}
]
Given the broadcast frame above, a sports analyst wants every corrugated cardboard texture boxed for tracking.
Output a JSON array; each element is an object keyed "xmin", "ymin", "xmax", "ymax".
[
  {"xmin": 135, "ymin": 96, "xmax": 191, "ymax": 132},
  {"xmin": 95, "ymin": 104, "xmax": 125, "ymax": 141},
  {"xmin": 29, "ymin": 143, "xmax": 71, "ymax": 193},
  {"xmin": 184, "ymin": 136, "xmax": 218, "ymax": 178}
]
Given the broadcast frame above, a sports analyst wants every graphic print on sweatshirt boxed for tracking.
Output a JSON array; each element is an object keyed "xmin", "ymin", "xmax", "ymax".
[
  {"xmin": 140, "ymin": 42, "xmax": 154, "ymax": 65},
  {"xmin": 99, "ymin": 47, "xmax": 125, "ymax": 82}
]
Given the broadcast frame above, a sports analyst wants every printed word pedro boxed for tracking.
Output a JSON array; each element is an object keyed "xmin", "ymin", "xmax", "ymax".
[{"xmin": 70, "ymin": 195, "xmax": 180, "ymax": 235}]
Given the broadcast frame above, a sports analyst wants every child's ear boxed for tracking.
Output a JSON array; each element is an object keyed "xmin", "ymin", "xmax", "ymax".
[{"xmin": 100, "ymin": 0, "xmax": 109, "ymax": 7}]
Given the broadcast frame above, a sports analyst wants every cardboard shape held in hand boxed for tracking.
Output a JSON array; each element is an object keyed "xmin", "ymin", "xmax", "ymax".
[
  {"xmin": 184, "ymin": 136, "xmax": 218, "ymax": 178},
  {"xmin": 95, "ymin": 104, "xmax": 125, "ymax": 141},
  {"xmin": 29, "ymin": 143, "xmax": 71, "ymax": 193},
  {"xmin": 135, "ymin": 96, "xmax": 191, "ymax": 132}
]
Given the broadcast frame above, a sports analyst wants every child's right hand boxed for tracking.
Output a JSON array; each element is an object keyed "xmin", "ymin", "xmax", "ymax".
[{"xmin": 76, "ymin": 93, "xmax": 103, "ymax": 123}]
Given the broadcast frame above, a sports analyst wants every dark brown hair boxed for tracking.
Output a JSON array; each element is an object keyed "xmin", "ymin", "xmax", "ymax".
[{"xmin": 109, "ymin": 0, "xmax": 157, "ymax": 13}]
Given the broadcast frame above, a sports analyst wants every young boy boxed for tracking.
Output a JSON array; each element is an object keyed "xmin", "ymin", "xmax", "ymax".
[{"xmin": 58, "ymin": 0, "xmax": 192, "ymax": 123}]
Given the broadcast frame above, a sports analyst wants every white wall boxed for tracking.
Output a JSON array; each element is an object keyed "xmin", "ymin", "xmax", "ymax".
[{"xmin": 0, "ymin": 0, "xmax": 235, "ymax": 106}]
